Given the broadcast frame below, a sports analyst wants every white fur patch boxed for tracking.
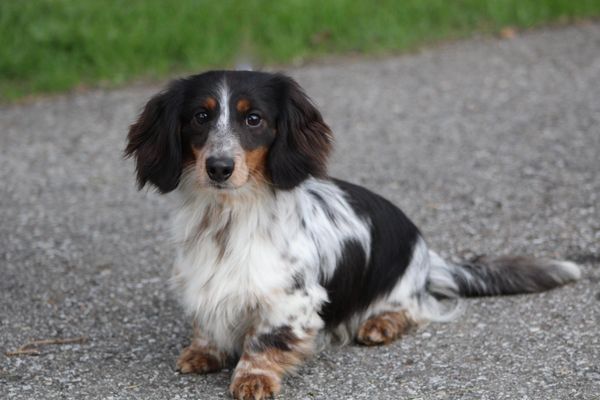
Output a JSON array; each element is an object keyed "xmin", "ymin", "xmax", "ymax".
[
  {"xmin": 216, "ymin": 81, "xmax": 230, "ymax": 132},
  {"xmin": 552, "ymin": 261, "xmax": 582, "ymax": 281},
  {"xmin": 171, "ymin": 176, "xmax": 371, "ymax": 353}
]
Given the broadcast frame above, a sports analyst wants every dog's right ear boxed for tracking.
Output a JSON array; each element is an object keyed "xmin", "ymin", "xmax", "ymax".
[{"xmin": 125, "ymin": 85, "xmax": 183, "ymax": 193}]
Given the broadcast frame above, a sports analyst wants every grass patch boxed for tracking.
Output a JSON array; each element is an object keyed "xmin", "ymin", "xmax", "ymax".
[{"xmin": 1, "ymin": 0, "xmax": 599, "ymax": 101}]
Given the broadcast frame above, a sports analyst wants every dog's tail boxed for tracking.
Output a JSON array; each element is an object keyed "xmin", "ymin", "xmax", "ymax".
[{"xmin": 427, "ymin": 252, "xmax": 581, "ymax": 298}]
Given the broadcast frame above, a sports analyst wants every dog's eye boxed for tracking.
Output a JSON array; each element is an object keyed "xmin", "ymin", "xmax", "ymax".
[
  {"xmin": 245, "ymin": 113, "xmax": 262, "ymax": 127},
  {"xmin": 195, "ymin": 111, "xmax": 209, "ymax": 124}
]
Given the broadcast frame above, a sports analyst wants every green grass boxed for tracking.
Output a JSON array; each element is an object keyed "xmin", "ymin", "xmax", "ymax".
[{"xmin": 1, "ymin": 0, "xmax": 599, "ymax": 102}]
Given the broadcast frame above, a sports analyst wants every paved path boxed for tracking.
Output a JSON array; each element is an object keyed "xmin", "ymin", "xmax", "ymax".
[{"xmin": 1, "ymin": 23, "xmax": 599, "ymax": 400}]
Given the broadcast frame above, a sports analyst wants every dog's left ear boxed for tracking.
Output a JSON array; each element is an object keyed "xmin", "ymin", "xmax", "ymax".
[
  {"xmin": 268, "ymin": 75, "xmax": 333, "ymax": 189},
  {"xmin": 125, "ymin": 83, "xmax": 184, "ymax": 193}
]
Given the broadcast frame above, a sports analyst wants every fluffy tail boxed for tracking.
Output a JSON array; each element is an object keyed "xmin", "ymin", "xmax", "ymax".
[{"xmin": 427, "ymin": 252, "xmax": 581, "ymax": 298}]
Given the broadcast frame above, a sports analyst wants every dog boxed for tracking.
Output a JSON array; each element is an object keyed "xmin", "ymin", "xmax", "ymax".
[{"xmin": 125, "ymin": 70, "xmax": 581, "ymax": 400}]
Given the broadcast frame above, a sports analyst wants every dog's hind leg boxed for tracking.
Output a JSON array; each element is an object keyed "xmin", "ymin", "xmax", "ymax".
[
  {"xmin": 351, "ymin": 239, "xmax": 455, "ymax": 346},
  {"xmin": 356, "ymin": 309, "xmax": 415, "ymax": 346}
]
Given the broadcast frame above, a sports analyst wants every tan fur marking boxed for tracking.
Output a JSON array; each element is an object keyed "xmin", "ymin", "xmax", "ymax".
[
  {"xmin": 192, "ymin": 146, "xmax": 208, "ymax": 183},
  {"xmin": 177, "ymin": 324, "xmax": 226, "ymax": 374},
  {"xmin": 356, "ymin": 310, "xmax": 414, "ymax": 346},
  {"xmin": 203, "ymin": 97, "xmax": 217, "ymax": 110},
  {"xmin": 230, "ymin": 372, "xmax": 280, "ymax": 400},
  {"xmin": 231, "ymin": 331, "xmax": 316, "ymax": 399},
  {"xmin": 228, "ymin": 152, "xmax": 249, "ymax": 188},
  {"xmin": 230, "ymin": 349, "xmax": 296, "ymax": 399},
  {"xmin": 176, "ymin": 345, "xmax": 224, "ymax": 374},
  {"xmin": 214, "ymin": 210, "xmax": 232, "ymax": 261},
  {"xmin": 244, "ymin": 147, "xmax": 269, "ymax": 183},
  {"xmin": 236, "ymin": 99, "xmax": 251, "ymax": 113}
]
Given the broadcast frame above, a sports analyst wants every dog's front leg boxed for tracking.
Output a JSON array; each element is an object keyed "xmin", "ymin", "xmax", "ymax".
[
  {"xmin": 177, "ymin": 322, "xmax": 228, "ymax": 374},
  {"xmin": 230, "ymin": 288, "xmax": 325, "ymax": 400},
  {"xmin": 230, "ymin": 326, "xmax": 317, "ymax": 399}
]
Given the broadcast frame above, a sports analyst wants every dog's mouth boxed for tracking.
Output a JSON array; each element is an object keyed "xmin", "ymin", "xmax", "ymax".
[
  {"xmin": 207, "ymin": 180, "xmax": 246, "ymax": 192},
  {"xmin": 209, "ymin": 181, "xmax": 233, "ymax": 190}
]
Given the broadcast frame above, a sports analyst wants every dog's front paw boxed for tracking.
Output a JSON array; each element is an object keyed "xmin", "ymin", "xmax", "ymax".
[
  {"xmin": 230, "ymin": 372, "xmax": 281, "ymax": 400},
  {"xmin": 176, "ymin": 345, "xmax": 223, "ymax": 374}
]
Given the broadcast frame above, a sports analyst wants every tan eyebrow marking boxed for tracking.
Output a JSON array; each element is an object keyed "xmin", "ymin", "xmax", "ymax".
[
  {"xmin": 202, "ymin": 97, "xmax": 217, "ymax": 110},
  {"xmin": 236, "ymin": 99, "xmax": 251, "ymax": 113}
]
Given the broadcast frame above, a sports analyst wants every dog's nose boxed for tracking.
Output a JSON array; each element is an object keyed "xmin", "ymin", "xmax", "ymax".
[{"xmin": 206, "ymin": 157, "xmax": 235, "ymax": 183}]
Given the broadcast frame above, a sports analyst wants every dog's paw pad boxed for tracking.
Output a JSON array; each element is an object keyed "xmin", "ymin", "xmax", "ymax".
[
  {"xmin": 176, "ymin": 346, "xmax": 222, "ymax": 374},
  {"xmin": 230, "ymin": 372, "xmax": 280, "ymax": 400}
]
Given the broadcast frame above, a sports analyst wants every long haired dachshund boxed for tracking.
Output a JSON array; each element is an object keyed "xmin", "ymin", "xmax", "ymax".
[{"xmin": 126, "ymin": 70, "xmax": 580, "ymax": 400}]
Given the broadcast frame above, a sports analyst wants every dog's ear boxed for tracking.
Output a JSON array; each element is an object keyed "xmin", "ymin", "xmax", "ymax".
[
  {"xmin": 125, "ymin": 84, "xmax": 183, "ymax": 193},
  {"xmin": 268, "ymin": 75, "xmax": 333, "ymax": 189}
]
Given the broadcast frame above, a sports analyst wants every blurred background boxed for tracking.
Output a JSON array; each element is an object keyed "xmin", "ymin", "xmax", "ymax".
[{"xmin": 1, "ymin": 0, "xmax": 599, "ymax": 102}]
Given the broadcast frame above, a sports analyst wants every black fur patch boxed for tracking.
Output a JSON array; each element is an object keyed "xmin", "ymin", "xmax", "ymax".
[
  {"xmin": 308, "ymin": 189, "xmax": 337, "ymax": 223},
  {"xmin": 125, "ymin": 81, "xmax": 186, "ymax": 193},
  {"xmin": 267, "ymin": 75, "xmax": 332, "ymax": 190},
  {"xmin": 292, "ymin": 273, "xmax": 305, "ymax": 290},
  {"xmin": 248, "ymin": 326, "xmax": 298, "ymax": 353},
  {"xmin": 319, "ymin": 239, "xmax": 368, "ymax": 326},
  {"xmin": 451, "ymin": 256, "xmax": 579, "ymax": 296},
  {"xmin": 319, "ymin": 179, "xmax": 420, "ymax": 327}
]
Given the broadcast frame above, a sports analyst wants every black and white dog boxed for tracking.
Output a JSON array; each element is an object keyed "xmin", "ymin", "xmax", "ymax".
[{"xmin": 126, "ymin": 70, "xmax": 580, "ymax": 400}]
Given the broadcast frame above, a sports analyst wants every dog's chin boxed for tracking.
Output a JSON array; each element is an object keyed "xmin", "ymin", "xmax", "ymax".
[
  {"xmin": 209, "ymin": 182, "xmax": 236, "ymax": 191},
  {"xmin": 205, "ymin": 179, "xmax": 249, "ymax": 193}
]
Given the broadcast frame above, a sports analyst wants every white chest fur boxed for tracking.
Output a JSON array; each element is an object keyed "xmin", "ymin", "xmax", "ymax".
[{"xmin": 171, "ymin": 178, "xmax": 371, "ymax": 352}]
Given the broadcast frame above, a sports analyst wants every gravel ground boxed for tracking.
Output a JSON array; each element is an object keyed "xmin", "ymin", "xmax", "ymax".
[{"xmin": 1, "ymin": 23, "xmax": 599, "ymax": 400}]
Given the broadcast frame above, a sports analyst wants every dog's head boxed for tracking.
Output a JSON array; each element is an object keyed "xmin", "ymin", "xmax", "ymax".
[{"xmin": 125, "ymin": 71, "xmax": 332, "ymax": 194}]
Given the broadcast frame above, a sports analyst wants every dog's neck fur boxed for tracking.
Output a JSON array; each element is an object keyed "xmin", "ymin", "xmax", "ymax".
[{"xmin": 170, "ymin": 173, "xmax": 371, "ymax": 352}]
